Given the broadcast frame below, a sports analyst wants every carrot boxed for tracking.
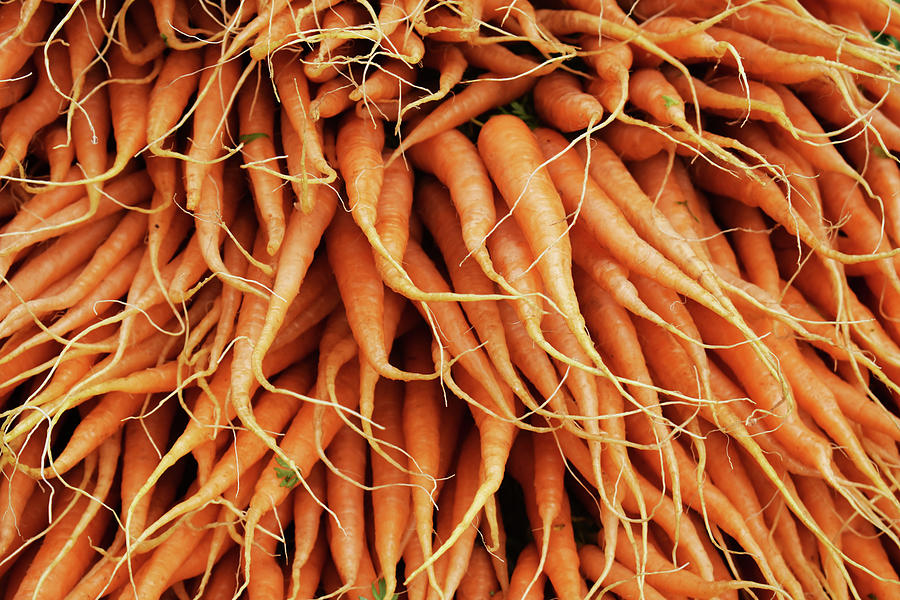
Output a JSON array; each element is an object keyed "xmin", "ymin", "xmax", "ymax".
[
  {"xmin": 0, "ymin": 68, "xmax": 33, "ymax": 111},
  {"xmin": 639, "ymin": 16, "xmax": 729, "ymax": 64},
  {"xmin": 575, "ymin": 269, "xmax": 684, "ymax": 510},
  {"xmin": 580, "ymin": 35, "xmax": 631, "ymax": 117},
  {"xmin": 115, "ymin": 1, "xmax": 167, "ymax": 66},
  {"xmin": 843, "ymin": 133, "xmax": 900, "ymax": 245},
  {"xmin": 145, "ymin": 49, "xmax": 203, "ymax": 152},
  {"xmin": 238, "ymin": 69, "xmax": 286, "ymax": 256},
  {"xmin": 303, "ymin": 4, "xmax": 367, "ymax": 82},
  {"xmin": 323, "ymin": 425, "xmax": 367, "ymax": 589},
  {"xmin": 415, "ymin": 177, "xmax": 536, "ymax": 411},
  {"xmin": 479, "ymin": 115, "xmax": 606, "ymax": 373},
  {"xmin": 310, "ymin": 76, "xmax": 355, "ymax": 121},
  {"xmin": 0, "ymin": 435, "xmax": 44, "ymax": 557},
  {"xmin": 461, "ymin": 43, "xmax": 553, "ymax": 78},
  {"xmin": 125, "ymin": 457, "xmax": 266, "ymax": 600},
  {"xmin": 12, "ymin": 434, "xmax": 117, "ymax": 600},
  {"xmin": 401, "ymin": 331, "xmax": 462, "ymax": 598},
  {"xmin": 327, "ymin": 209, "xmax": 428, "ymax": 382},
  {"xmin": 663, "ymin": 68, "xmax": 796, "ymax": 132},
  {"xmin": 0, "ymin": 212, "xmax": 120, "ymax": 321},
  {"xmin": 579, "ymin": 546, "xmax": 671, "ymax": 600},
  {"xmin": 389, "ymin": 73, "xmax": 537, "ymax": 162},
  {"xmin": 286, "ymin": 462, "xmax": 327, "ymax": 593},
  {"xmin": 183, "ymin": 46, "xmax": 242, "ymax": 211},
  {"xmin": 0, "ymin": 211, "xmax": 148, "ymax": 338},
  {"xmin": 535, "ymin": 126, "xmax": 742, "ymax": 385},
  {"xmin": 413, "ymin": 42, "xmax": 467, "ymax": 112},
  {"xmin": 434, "ymin": 428, "xmax": 485, "ymax": 600},
  {"xmin": 407, "ymin": 363, "xmax": 516, "ymax": 585},
  {"xmin": 555, "ymin": 424, "xmax": 719, "ymax": 582},
  {"xmin": 530, "ymin": 431, "xmax": 567, "ymax": 596},
  {"xmin": 120, "ymin": 395, "xmax": 178, "ymax": 538},
  {"xmin": 368, "ymin": 377, "xmax": 409, "ymax": 600},
  {"xmin": 458, "ymin": 545, "xmax": 501, "ymax": 600},
  {"xmin": 122, "ymin": 331, "xmax": 321, "ymax": 553},
  {"xmin": 609, "ymin": 526, "xmax": 744, "ymax": 599},
  {"xmin": 287, "ymin": 525, "xmax": 328, "ymax": 600},
  {"xmin": 0, "ymin": 3, "xmax": 53, "ymax": 81},
  {"xmin": 406, "ymin": 130, "xmax": 523, "ymax": 300},
  {"xmin": 39, "ymin": 125, "xmax": 73, "ymax": 182},
  {"xmin": 534, "ymin": 71, "xmax": 604, "ymax": 132},
  {"xmin": 507, "ymin": 544, "xmax": 545, "ymax": 600},
  {"xmin": 351, "ymin": 59, "xmax": 417, "ymax": 103},
  {"xmin": 271, "ymin": 51, "xmax": 334, "ymax": 185},
  {"xmin": 248, "ymin": 494, "xmax": 293, "ymax": 600},
  {"xmin": 401, "ymin": 239, "xmax": 514, "ymax": 422},
  {"xmin": 0, "ymin": 43, "xmax": 73, "ymax": 178},
  {"xmin": 0, "ymin": 169, "xmax": 152, "ymax": 284},
  {"xmin": 835, "ymin": 496, "xmax": 900, "ymax": 599},
  {"xmin": 251, "ymin": 185, "xmax": 338, "ymax": 385},
  {"xmin": 507, "ymin": 436, "xmax": 586, "ymax": 600},
  {"xmin": 240, "ymin": 360, "xmax": 362, "ymax": 575}
]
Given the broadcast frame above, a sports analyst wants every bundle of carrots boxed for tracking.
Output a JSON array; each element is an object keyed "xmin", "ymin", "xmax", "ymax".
[{"xmin": 3, "ymin": 0, "xmax": 900, "ymax": 598}]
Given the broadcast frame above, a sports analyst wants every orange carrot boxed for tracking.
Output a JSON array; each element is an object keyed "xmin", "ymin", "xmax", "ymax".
[
  {"xmin": 238, "ymin": 69, "xmax": 286, "ymax": 255},
  {"xmin": 183, "ymin": 46, "xmax": 241, "ymax": 211},
  {"xmin": 0, "ymin": 44, "xmax": 72, "ymax": 178},
  {"xmin": 534, "ymin": 71, "xmax": 604, "ymax": 132},
  {"xmin": 389, "ymin": 73, "xmax": 537, "ymax": 162}
]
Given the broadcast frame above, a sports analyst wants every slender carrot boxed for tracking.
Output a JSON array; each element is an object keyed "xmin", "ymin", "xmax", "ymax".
[
  {"xmin": 0, "ymin": 44, "xmax": 73, "ymax": 178},
  {"xmin": 183, "ymin": 46, "xmax": 242, "ymax": 211},
  {"xmin": 389, "ymin": 73, "xmax": 537, "ymax": 162},
  {"xmin": 238, "ymin": 69, "xmax": 287, "ymax": 255},
  {"xmin": 251, "ymin": 185, "xmax": 338, "ymax": 385}
]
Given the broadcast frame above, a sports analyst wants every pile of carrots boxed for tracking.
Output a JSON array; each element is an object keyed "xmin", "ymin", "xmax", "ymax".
[{"xmin": 3, "ymin": 0, "xmax": 900, "ymax": 598}]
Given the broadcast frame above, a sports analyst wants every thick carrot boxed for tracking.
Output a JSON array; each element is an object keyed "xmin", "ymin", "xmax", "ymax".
[
  {"xmin": 458, "ymin": 545, "xmax": 501, "ymax": 600},
  {"xmin": 479, "ymin": 115, "xmax": 605, "ymax": 372},
  {"xmin": 106, "ymin": 45, "xmax": 155, "ymax": 179},
  {"xmin": 534, "ymin": 71, "xmax": 604, "ymax": 132},
  {"xmin": 40, "ymin": 126, "xmax": 74, "ymax": 182}
]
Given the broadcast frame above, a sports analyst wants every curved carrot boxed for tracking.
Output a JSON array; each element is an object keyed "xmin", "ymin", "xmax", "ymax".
[
  {"xmin": 388, "ymin": 73, "xmax": 537, "ymax": 163},
  {"xmin": 533, "ymin": 70, "xmax": 604, "ymax": 132}
]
